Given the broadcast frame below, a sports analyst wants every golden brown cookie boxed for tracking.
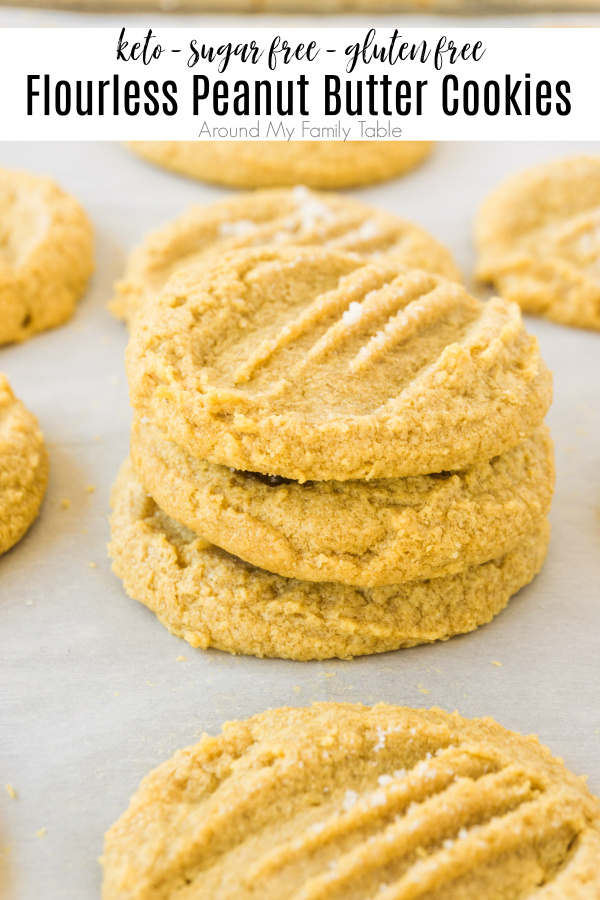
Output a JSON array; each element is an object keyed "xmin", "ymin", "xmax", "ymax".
[
  {"xmin": 0, "ymin": 374, "xmax": 48, "ymax": 554},
  {"xmin": 127, "ymin": 248, "xmax": 552, "ymax": 483},
  {"xmin": 109, "ymin": 460, "xmax": 549, "ymax": 661},
  {"xmin": 131, "ymin": 416, "xmax": 554, "ymax": 587},
  {"xmin": 0, "ymin": 167, "xmax": 94, "ymax": 344},
  {"xmin": 127, "ymin": 141, "xmax": 434, "ymax": 190},
  {"xmin": 475, "ymin": 156, "xmax": 600, "ymax": 331},
  {"xmin": 102, "ymin": 702, "xmax": 600, "ymax": 900},
  {"xmin": 111, "ymin": 188, "xmax": 460, "ymax": 324}
]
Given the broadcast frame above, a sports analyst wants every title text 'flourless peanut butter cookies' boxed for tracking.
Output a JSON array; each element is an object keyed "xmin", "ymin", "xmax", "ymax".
[
  {"xmin": 127, "ymin": 141, "xmax": 434, "ymax": 190},
  {"xmin": 132, "ymin": 415, "xmax": 554, "ymax": 587},
  {"xmin": 475, "ymin": 156, "xmax": 600, "ymax": 331},
  {"xmin": 109, "ymin": 460, "xmax": 549, "ymax": 660},
  {"xmin": 111, "ymin": 187, "xmax": 460, "ymax": 324},
  {"xmin": 102, "ymin": 702, "xmax": 600, "ymax": 900},
  {"xmin": 127, "ymin": 247, "xmax": 552, "ymax": 483},
  {"xmin": 0, "ymin": 374, "xmax": 48, "ymax": 555},
  {"xmin": 0, "ymin": 168, "xmax": 94, "ymax": 344}
]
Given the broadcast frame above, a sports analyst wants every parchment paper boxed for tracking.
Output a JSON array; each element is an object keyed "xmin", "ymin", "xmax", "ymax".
[{"xmin": 0, "ymin": 139, "xmax": 599, "ymax": 900}]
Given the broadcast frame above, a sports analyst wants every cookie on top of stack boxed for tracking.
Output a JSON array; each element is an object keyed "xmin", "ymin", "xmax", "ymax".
[
  {"xmin": 110, "ymin": 186, "xmax": 460, "ymax": 325},
  {"xmin": 109, "ymin": 193, "xmax": 554, "ymax": 661}
]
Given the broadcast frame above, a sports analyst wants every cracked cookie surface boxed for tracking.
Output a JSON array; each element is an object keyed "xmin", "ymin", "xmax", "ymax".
[
  {"xmin": 127, "ymin": 141, "xmax": 434, "ymax": 190},
  {"xmin": 476, "ymin": 155, "xmax": 600, "ymax": 331},
  {"xmin": 102, "ymin": 702, "xmax": 600, "ymax": 900},
  {"xmin": 0, "ymin": 167, "xmax": 93, "ymax": 344},
  {"xmin": 132, "ymin": 416, "xmax": 554, "ymax": 586},
  {"xmin": 127, "ymin": 247, "xmax": 552, "ymax": 482}
]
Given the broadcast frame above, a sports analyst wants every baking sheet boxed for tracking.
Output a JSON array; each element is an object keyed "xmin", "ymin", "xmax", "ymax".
[{"xmin": 0, "ymin": 140, "xmax": 599, "ymax": 899}]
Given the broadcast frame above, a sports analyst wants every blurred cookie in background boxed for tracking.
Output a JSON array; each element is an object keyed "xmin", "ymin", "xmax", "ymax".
[
  {"xmin": 475, "ymin": 155, "xmax": 600, "ymax": 331},
  {"xmin": 0, "ymin": 167, "xmax": 93, "ymax": 344},
  {"xmin": 127, "ymin": 141, "xmax": 434, "ymax": 190}
]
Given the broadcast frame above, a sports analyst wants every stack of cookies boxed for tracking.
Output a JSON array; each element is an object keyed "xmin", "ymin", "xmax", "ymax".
[{"xmin": 110, "ymin": 202, "xmax": 554, "ymax": 661}]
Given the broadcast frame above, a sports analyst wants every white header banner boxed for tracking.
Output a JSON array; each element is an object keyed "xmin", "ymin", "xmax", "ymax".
[{"xmin": 0, "ymin": 27, "xmax": 598, "ymax": 140}]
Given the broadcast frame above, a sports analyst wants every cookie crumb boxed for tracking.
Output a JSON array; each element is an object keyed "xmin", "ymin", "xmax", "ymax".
[
  {"xmin": 492, "ymin": 660, "xmax": 503, "ymax": 667},
  {"xmin": 36, "ymin": 828, "xmax": 47, "ymax": 839},
  {"xmin": 5, "ymin": 784, "xmax": 16, "ymax": 800},
  {"xmin": 60, "ymin": 498, "xmax": 71, "ymax": 510},
  {"xmin": 293, "ymin": 686, "xmax": 301, "ymax": 693},
  {"xmin": 175, "ymin": 655, "xmax": 187, "ymax": 662},
  {"xmin": 87, "ymin": 561, "xmax": 97, "ymax": 569},
  {"xmin": 418, "ymin": 684, "xmax": 431, "ymax": 695},
  {"xmin": 86, "ymin": 485, "xmax": 96, "ymax": 494}
]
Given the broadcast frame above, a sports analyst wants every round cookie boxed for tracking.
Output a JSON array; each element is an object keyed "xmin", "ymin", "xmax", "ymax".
[
  {"xmin": 127, "ymin": 248, "xmax": 552, "ymax": 482},
  {"xmin": 127, "ymin": 141, "xmax": 434, "ymax": 190},
  {"xmin": 132, "ymin": 416, "xmax": 555, "ymax": 587},
  {"xmin": 109, "ymin": 460, "xmax": 549, "ymax": 661},
  {"xmin": 475, "ymin": 156, "xmax": 600, "ymax": 331},
  {"xmin": 102, "ymin": 702, "xmax": 600, "ymax": 900},
  {"xmin": 111, "ymin": 187, "xmax": 461, "ymax": 324},
  {"xmin": 0, "ymin": 375, "xmax": 48, "ymax": 554},
  {"xmin": 0, "ymin": 167, "xmax": 94, "ymax": 344}
]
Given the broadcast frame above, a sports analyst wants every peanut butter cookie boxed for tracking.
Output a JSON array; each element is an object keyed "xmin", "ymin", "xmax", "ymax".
[
  {"xmin": 0, "ymin": 167, "xmax": 93, "ymax": 344},
  {"xmin": 102, "ymin": 702, "xmax": 600, "ymax": 900},
  {"xmin": 476, "ymin": 156, "xmax": 600, "ymax": 331},
  {"xmin": 0, "ymin": 374, "xmax": 48, "ymax": 554},
  {"xmin": 131, "ymin": 416, "xmax": 554, "ymax": 587},
  {"xmin": 111, "ymin": 188, "xmax": 460, "ymax": 324},
  {"xmin": 127, "ymin": 141, "xmax": 434, "ymax": 190},
  {"xmin": 109, "ymin": 460, "xmax": 549, "ymax": 661},
  {"xmin": 127, "ymin": 248, "xmax": 552, "ymax": 482}
]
